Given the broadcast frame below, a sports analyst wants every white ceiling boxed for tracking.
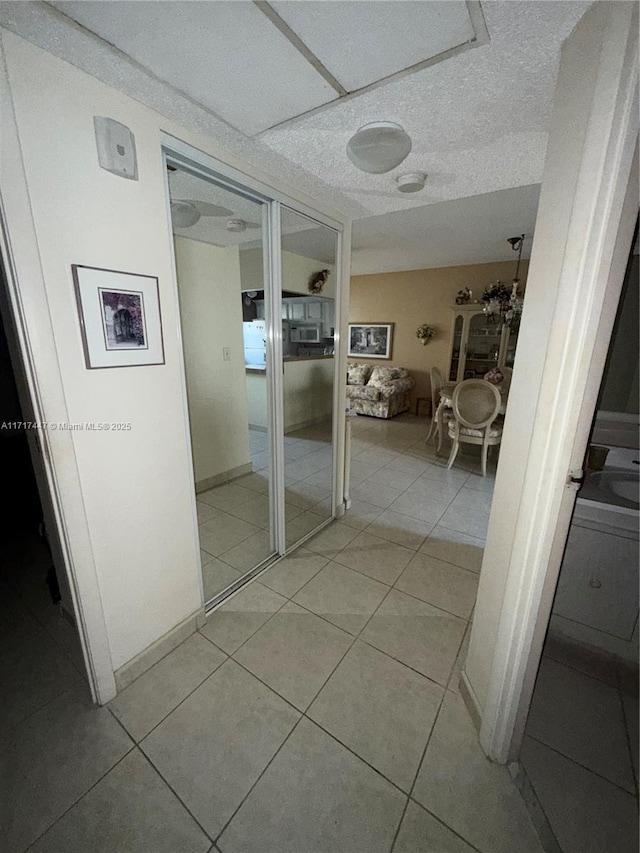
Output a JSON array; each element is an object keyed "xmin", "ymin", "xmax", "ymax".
[
  {"xmin": 170, "ymin": 166, "xmax": 337, "ymax": 263},
  {"xmin": 0, "ymin": 1, "xmax": 591, "ymax": 270},
  {"xmin": 51, "ymin": 1, "xmax": 486, "ymax": 135},
  {"xmin": 351, "ymin": 184, "xmax": 540, "ymax": 275}
]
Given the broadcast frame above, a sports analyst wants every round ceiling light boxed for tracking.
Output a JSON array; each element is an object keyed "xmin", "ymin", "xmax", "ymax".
[
  {"xmin": 396, "ymin": 172, "xmax": 428, "ymax": 193},
  {"xmin": 346, "ymin": 121, "xmax": 412, "ymax": 174},
  {"xmin": 170, "ymin": 201, "xmax": 201, "ymax": 228},
  {"xmin": 226, "ymin": 218, "xmax": 247, "ymax": 233}
]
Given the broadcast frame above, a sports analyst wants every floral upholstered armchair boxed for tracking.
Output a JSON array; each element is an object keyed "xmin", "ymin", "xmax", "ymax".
[{"xmin": 346, "ymin": 363, "xmax": 414, "ymax": 419}]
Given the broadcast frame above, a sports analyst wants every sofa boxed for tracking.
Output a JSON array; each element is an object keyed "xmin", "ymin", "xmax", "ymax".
[{"xmin": 346, "ymin": 363, "xmax": 414, "ymax": 419}]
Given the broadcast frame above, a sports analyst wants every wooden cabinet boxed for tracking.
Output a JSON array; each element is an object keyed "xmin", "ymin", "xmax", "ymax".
[{"xmin": 447, "ymin": 305, "xmax": 519, "ymax": 382}]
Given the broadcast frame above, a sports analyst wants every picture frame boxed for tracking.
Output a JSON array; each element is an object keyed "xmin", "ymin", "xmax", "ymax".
[
  {"xmin": 72, "ymin": 265, "xmax": 165, "ymax": 369},
  {"xmin": 347, "ymin": 323, "xmax": 394, "ymax": 360}
]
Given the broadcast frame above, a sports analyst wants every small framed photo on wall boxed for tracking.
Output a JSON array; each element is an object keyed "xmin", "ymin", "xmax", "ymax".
[
  {"xmin": 72, "ymin": 265, "xmax": 165, "ymax": 369},
  {"xmin": 348, "ymin": 323, "xmax": 394, "ymax": 360}
]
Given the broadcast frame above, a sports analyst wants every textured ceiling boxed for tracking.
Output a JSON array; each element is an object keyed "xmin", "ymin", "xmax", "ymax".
[
  {"xmin": 0, "ymin": 1, "xmax": 590, "ymax": 269},
  {"xmin": 260, "ymin": 1, "xmax": 590, "ymax": 216},
  {"xmin": 51, "ymin": 1, "xmax": 485, "ymax": 134}
]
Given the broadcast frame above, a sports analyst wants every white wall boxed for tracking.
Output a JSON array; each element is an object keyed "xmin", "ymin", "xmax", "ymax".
[
  {"xmin": 240, "ymin": 247, "xmax": 336, "ymax": 297},
  {"xmin": 174, "ymin": 237, "xmax": 250, "ymax": 486},
  {"xmin": 0, "ymin": 30, "xmax": 348, "ymax": 681},
  {"xmin": 0, "ymin": 31, "xmax": 203, "ymax": 671}
]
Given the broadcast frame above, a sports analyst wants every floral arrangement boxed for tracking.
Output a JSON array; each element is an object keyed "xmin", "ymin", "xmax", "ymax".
[
  {"xmin": 482, "ymin": 281, "xmax": 511, "ymax": 304},
  {"xmin": 416, "ymin": 324, "xmax": 436, "ymax": 345}
]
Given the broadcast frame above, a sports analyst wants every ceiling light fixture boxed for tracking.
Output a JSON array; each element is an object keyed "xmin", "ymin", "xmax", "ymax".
[
  {"xmin": 226, "ymin": 218, "xmax": 247, "ymax": 232},
  {"xmin": 170, "ymin": 201, "xmax": 201, "ymax": 228},
  {"xmin": 396, "ymin": 172, "xmax": 427, "ymax": 193},
  {"xmin": 346, "ymin": 121, "xmax": 412, "ymax": 174}
]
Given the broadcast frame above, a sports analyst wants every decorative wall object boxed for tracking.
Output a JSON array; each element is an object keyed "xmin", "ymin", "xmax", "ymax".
[
  {"xmin": 348, "ymin": 323, "xmax": 393, "ymax": 359},
  {"xmin": 455, "ymin": 288, "xmax": 472, "ymax": 304},
  {"xmin": 73, "ymin": 265, "xmax": 165, "ymax": 368},
  {"xmin": 308, "ymin": 269, "xmax": 330, "ymax": 294},
  {"xmin": 415, "ymin": 324, "xmax": 436, "ymax": 344}
]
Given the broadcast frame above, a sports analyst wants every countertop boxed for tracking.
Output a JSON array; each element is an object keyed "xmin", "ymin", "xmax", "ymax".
[{"xmin": 245, "ymin": 354, "xmax": 334, "ymax": 373}]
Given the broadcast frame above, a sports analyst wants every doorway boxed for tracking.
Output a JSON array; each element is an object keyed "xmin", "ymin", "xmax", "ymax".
[
  {"xmin": 0, "ymin": 268, "xmax": 87, "ymax": 729},
  {"xmin": 165, "ymin": 151, "xmax": 341, "ymax": 609}
]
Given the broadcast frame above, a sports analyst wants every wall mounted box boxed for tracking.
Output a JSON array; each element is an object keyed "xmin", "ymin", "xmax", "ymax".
[{"xmin": 94, "ymin": 116, "xmax": 138, "ymax": 180}]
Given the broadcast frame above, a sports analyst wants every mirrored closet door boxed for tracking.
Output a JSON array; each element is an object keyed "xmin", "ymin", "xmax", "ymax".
[{"xmin": 166, "ymin": 155, "xmax": 341, "ymax": 609}]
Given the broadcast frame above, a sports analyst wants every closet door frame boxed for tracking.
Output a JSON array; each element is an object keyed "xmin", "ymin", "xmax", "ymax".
[{"xmin": 160, "ymin": 135, "xmax": 347, "ymax": 610}]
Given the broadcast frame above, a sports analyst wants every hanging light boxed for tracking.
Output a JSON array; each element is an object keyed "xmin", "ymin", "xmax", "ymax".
[
  {"xmin": 346, "ymin": 122, "xmax": 412, "ymax": 174},
  {"xmin": 483, "ymin": 234, "xmax": 526, "ymax": 327}
]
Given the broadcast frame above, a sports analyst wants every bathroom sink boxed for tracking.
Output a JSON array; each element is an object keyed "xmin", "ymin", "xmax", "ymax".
[{"xmin": 582, "ymin": 470, "xmax": 639, "ymax": 510}]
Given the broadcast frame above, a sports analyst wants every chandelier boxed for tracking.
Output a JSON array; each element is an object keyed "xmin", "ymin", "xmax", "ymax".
[{"xmin": 483, "ymin": 234, "xmax": 526, "ymax": 327}]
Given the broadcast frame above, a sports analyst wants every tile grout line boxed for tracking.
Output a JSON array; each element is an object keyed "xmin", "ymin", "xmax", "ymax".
[
  {"xmin": 23, "ymin": 737, "xmax": 137, "ymax": 852},
  {"xmin": 617, "ymin": 686, "xmax": 639, "ymax": 797},
  {"xmin": 212, "ymin": 707, "xmax": 307, "ymax": 846},
  {"xmin": 135, "ymin": 742, "xmax": 216, "ymax": 846},
  {"xmin": 525, "ymin": 732, "xmax": 638, "ymax": 797},
  {"xmin": 2, "ymin": 675, "xmax": 85, "ymax": 744},
  {"xmin": 111, "ymin": 649, "xmax": 230, "ymax": 746}
]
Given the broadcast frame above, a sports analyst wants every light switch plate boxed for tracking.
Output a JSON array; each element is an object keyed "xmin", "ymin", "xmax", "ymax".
[{"xmin": 94, "ymin": 116, "xmax": 138, "ymax": 180}]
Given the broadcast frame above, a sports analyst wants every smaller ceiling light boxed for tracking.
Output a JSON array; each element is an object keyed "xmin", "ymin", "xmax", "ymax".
[
  {"xmin": 170, "ymin": 201, "xmax": 201, "ymax": 228},
  {"xmin": 346, "ymin": 121, "xmax": 412, "ymax": 174},
  {"xmin": 227, "ymin": 218, "xmax": 247, "ymax": 232},
  {"xmin": 396, "ymin": 172, "xmax": 428, "ymax": 193}
]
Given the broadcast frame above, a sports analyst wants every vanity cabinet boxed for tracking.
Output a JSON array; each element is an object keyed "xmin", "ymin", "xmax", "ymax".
[{"xmin": 447, "ymin": 305, "xmax": 519, "ymax": 382}]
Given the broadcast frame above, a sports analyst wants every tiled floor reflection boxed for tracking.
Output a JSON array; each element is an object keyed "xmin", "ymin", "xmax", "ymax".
[{"xmin": 198, "ymin": 422, "xmax": 334, "ymax": 601}]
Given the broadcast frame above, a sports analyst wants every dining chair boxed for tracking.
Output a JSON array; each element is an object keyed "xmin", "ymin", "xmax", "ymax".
[
  {"xmin": 446, "ymin": 379, "xmax": 503, "ymax": 477},
  {"xmin": 425, "ymin": 366, "xmax": 453, "ymax": 445}
]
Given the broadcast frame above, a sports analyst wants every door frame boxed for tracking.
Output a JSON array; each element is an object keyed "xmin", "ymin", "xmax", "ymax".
[
  {"xmin": 160, "ymin": 134, "xmax": 347, "ymax": 609},
  {"xmin": 470, "ymin": 2, "xmax": 638, "ymax": 763}
]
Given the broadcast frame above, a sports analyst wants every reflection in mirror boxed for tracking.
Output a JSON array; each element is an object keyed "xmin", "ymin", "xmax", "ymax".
[
  {"xmin": 279, "ymin": 207, "xmax": 338, "ymax": 547},
  {"xmin": 168, "ymin": 165, "xmax": 274, "ymax": 604}
]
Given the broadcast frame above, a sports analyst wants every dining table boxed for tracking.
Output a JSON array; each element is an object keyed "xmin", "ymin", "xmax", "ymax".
[{"xmin": 432, "ymin": 380, "xmax": 508, "ymax": 455}]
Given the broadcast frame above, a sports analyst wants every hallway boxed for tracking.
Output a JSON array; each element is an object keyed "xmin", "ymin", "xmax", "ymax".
[{"xmin": 3, "ymin": 414, "xmax": 543, "ymax": 853}]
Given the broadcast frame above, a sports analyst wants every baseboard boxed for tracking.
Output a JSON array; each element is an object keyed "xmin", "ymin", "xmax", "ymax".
[
  {"xmin": 286, "ymin": 413, "xmax": 332, "ymax": 433},
  {"xmin": 114, "ymin": 607, "xmax": 206, "ymax": 692},
  {"xmin": 195, "ymin": 462, "xmax": 253, "ymax": 494},
  {"xmin": 509, "ymin": 760, "xmax": 563, "ymax": 853},
  {"xmin": 459, "ymin": 667, "xmax": 482, "ymax": 732}
]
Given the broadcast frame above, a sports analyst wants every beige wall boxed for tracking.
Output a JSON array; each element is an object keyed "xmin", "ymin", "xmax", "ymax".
[
  {"xmin": 0, "ymin": 29, "xmax": 344, "ymax": 678},
  {"xmin": 174, "ymin": 237, "xmax": 251, "ymax": 487},
  {"xmin": 246, "ymin": 359, "xmax": 334, "ymax": 431},
  {"xmin": 349, "ymin": 260, "xmax": 529, "ymax": 402}
]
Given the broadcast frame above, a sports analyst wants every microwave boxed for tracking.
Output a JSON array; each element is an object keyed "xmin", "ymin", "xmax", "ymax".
[{"xmin": 290, "ymin": 324, "xmax": 322, "ymax": 343}]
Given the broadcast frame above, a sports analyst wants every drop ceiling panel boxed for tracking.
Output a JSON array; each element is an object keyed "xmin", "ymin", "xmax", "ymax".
[
  {"xmin": 270, "ymin": 0, "xmax": 477, "ymax": 91},
  {"xmin": 52, "ymin": 1, "xmax": 336, "ymax": 134}
]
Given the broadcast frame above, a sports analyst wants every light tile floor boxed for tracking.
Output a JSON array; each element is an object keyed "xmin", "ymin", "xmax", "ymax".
[
  {"xmin": 522, "ymin": 636, "xmax": 639, "ymax": 853},
  {"xmin": 10, "ymin": 414, "xmax": 635, "ymax": 852},
  {"xmin": 3, "ymin": 413, "xmax": 548, "ymax": 853}
]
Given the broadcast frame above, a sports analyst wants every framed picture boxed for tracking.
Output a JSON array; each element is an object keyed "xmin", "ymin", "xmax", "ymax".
[
  {"xmin": 348, "ymin": 323, "xmax": 393, "ymax": 360},
  {"xmin": 72, "ymin": 265, "xmax": 165, "ymax": 368}
]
